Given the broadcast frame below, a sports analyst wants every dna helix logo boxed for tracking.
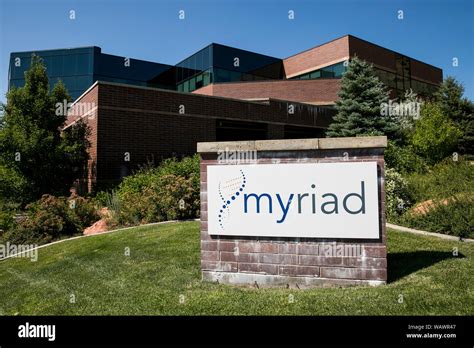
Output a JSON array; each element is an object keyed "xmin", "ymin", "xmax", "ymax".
[{"xmin": 217, "ymin": 169, "xmax": 246, "ymax": 230}]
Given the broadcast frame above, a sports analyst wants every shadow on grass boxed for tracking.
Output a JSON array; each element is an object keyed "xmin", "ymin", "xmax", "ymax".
[{"xmin": 388, "ymin": 251, "xmax": 465, "ymax": 283}]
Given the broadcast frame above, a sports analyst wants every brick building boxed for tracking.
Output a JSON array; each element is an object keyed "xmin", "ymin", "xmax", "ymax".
[
  {"xmin": 63, "ymin": 81, "xmax": 333, "ymax": 191},
  {"xmin": 9, "ymin": 34, "xmax": 443, "ymax": 190}
]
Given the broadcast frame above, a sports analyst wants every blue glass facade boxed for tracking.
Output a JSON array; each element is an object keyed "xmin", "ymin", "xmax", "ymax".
[
  {"xmin": 9, "ymin": 46, "xmax": 175, "ymax": 99},
  {"xmin": 9, "ymin": 43, "xmax": 361, "ymax": 99},
  {"xmin": 176, "ymin": 44, "xmax": 284, "ymax": 92},
  {"xmin": 9, "ymin": 47, "xmax": 96, "ymax": 99},
  {"xmin": 9, "ymin": 44, "xmax": 284, "ymax": 98}
]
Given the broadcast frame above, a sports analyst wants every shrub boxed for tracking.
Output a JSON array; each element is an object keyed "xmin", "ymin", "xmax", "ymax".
[
  {"xmin": 385, "ymin": 140, "xmax": 427, "ymax": 174},
  {"xmin": 155, "ymin": 174, "xmax": 199, "ymax": 220},
  {"xmin": 385, "ymin": 168, "xmax": 414, "ymax": 220},
  {"xmin": 395, "ymin": 157, "xmax": 473, "ymax": 238},
  {"xmin": 117, "ymin": 186, "xmax": 164, "ymax": 226},
  {"xmin": 406, "ymin": 157, "xmax": 473, "ymax": 202},
  {"xmin": 1, "ymin": 194, "xmax": 98, "ymax": 245},
  {"xmin": 399, "ymin": 196, "xmax": 473, "ymax": 238},
  {"xmin": 410, "ymin": 102, "xmax": 462, "ymax": 164},
  {"xmin": 157, "ymin": 155, "xmax": 200, "ymax": 185},
  {"xmin": 92, "ymin": 190, "xmax": 111, "ymax": 208},
  {"xmin": 0, "ymin": 210, "xmax": 15, "ymax": 234},
  {"xmin": 0, "ymin": 165, "xmax": 32, "ymax": 204},
  {"xmin": 69, "ymin": 196, "xmax": 100, "ymax": 228},
  {"xmin": 114, "ymin": 155, "xmax": 200, "ymax": 226},
  {"xmin": 118, "ymin": 154, "xmax": 200, "ymax": 196},
  {"xmin": 117, "ymin": 174, "xmax": 199, "ymax": 226},
  {"xmin": 0, "ymin": 200, "xmax": 20, "ymax": 235}
]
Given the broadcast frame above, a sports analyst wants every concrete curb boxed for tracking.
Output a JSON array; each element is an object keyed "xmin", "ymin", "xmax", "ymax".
[
  {"xmin": 0, "ymin": 219, "xmax": 199, "ymax": 262},
  {"xmin": 387, "ymin": 223, "xmax": 474, "ymax": 243}
]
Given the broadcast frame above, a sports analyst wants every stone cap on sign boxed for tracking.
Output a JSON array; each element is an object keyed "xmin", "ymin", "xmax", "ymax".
[{"xmin": 197, "ymin": 136, "xmax": 387, "ymax": 153}]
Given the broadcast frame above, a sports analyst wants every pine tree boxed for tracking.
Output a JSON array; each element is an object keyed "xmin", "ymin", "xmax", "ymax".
[
  {"xmin": 435, "ymin": 77, "xmax": 474, "ymax": 154},
  {"xmin": 326, "ymin": 56, "xmax": 397, "ymax": 138},
  {"xmin": 0, "ymin": 55, "xmax": 90, "ymax": 202}
]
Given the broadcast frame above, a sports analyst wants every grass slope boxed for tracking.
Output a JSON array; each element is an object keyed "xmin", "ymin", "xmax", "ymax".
[{"xmin": 0, "ymin": 221, "xmax": 472, "ymax": 315}]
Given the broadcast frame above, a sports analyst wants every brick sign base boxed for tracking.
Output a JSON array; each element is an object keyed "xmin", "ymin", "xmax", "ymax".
[{"xmin": 198, "ymin": 137, "xmax": 387, "ymax": 287}]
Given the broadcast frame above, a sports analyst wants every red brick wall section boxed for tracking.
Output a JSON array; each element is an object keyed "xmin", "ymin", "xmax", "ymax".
[
  {"xmin": 283, "ymin": 36, "xmax": 350, "ymax": 78},
  {"xmin": 69, "ymin": 82, "xmax": 334, "ymax": 188},
  {"xmin": 348, "ymin": 36, "xmax": 397, "ymax": 72},
  {"xmin": 410, "ymin": 59, "xmax": 443, "ymax": 85},
  {"xmin": 200, "ymin": 147, "xmax": 387, "ymax": 286},
  {"xmin": 349, "ymin": 36, "xmax": 442, "ymax": 84},
  {"xmin": 193, "ymin": 79, "xmax": 341, "ymax": 105},
  {"xmin": 64, "ymin": 84, "xmax": 99, "ymax": 192}
]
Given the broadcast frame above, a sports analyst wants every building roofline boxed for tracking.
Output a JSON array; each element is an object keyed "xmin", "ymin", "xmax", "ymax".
[
  {"xmin": 211, "ymin": 42, "xmax": 280, "ymax": 60},
  {"xmin": 10, "ymin": 46, "xmax": 174, "ymax": 69},
  {"xmin": 70, "ymin": 80, "xmax": 331, "ymax": 110},
  {"xmin": 97, "ymin": 80, "xmax": 330, "ymax": 108},
  {"xmin": 346, "ymin": 34, "xmax": 443, "ymax": 71},
  {"xmin": 10, "ymin": 46, "xmax": 101, "ymax": 55},
  {"xmin": 10, "ymin": 35, "xmax": 442, "ymax": 73},
  {"xmin": 174, "ymin": 43, "xmax": 214, "ymax": 66},
  {"xmin": 284, "ymin": 34, "xmax": 350, "ymax": 60},
  {"xmin": 97, "ymin": 51, "xmax": 173, "ymax": 68},
  {"xmin": 63, "ymin": 80, "xmax": 331, "ymax": 130},
  {"xmin": 68, "ymin": 80, "xmax": 100, "ymax": 106},
  {"xmin": 283, "ymin": 34, "xmax": 442, "ymax": 72},
  {"xmin": 175, "ymin": 42, "xmax": 280, "ymax": 66}
]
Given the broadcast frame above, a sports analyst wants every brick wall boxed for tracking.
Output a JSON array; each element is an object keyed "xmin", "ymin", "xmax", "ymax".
[
  {"xmin": 66, "ymin": 82, "xmax": 334, "ymax": 189},
  {"xmin": 193, "ymin": 79, "xmax": 341, "ymax": 105},
  {"xmin": 198, "ymin": 138, "xmax": 387, "ymax": 287},
  {"xmin": 64, "ymin": 84, "xmax": 99, "ymax": 192},
  {"xmin": 410, "ymin": 59, "xmax": 443, "ymax": 85},
  {"xmin": 282, "ymin": 34, "xmax": 442, "ymax": 86},
  {"xmin": 348, "ymin": 36, "xmax": 442, "ymax": 84},
  {"xmin": 283, "ymin": 36, "xmax": 350, "ymax": 78}
]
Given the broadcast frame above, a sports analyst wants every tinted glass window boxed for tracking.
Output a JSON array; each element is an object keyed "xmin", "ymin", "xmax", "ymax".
[
  {"xmin": 76, "ymin": 54, "xmax": 91, "ymax": 75},
  {"xmin": 310, "ymin": 70, "xmax": 321, "ymax": 79},
  {"xmin": 63, "ymin": 55, "xmax": 77, "ymax": 75},
  {"xmin": 203, "ymin": 70, "xmax": 212, "ymax": 85},
  {"xmin": 51, "ymin": 55, "xmax": 64, "ymax": 76},
  {"xmin": 76, "ymin": 75, "xmax": 93, "ymax": 91},
  {"xmin": 321, "ymin": 69, "xmax": 334, "ymax": 78},
  {"xmin": 332, "ymin": 62, "xmax": 345, "ymax": 77},
  {"xmin": 212, "ymin": 44, "xmax": 282, "ymax": 79},
  {"xmin": 189, "ymin": 76, "xmax": 196, "ymax": 90}
]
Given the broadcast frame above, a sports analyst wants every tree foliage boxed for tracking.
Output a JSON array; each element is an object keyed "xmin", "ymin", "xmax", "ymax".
[
  {"xmin": 411, "ymin": 102, "xmax": 462, "ymax": 164},
  {"xmin": 0, "ymin": 55, "xmax": 90, "ymax": 203},
  {"xmin": 326, "ymin": 56, "xmax": 398, "ymax": 138},
  {"xmin": 435, "ymin": 76, "xmax": 474, "ymax": 155}
]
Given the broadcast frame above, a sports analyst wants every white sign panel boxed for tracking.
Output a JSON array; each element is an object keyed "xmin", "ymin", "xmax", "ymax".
[{"xmin": 207, "ymin": 162, "xmax": 380, "ymax": 239}]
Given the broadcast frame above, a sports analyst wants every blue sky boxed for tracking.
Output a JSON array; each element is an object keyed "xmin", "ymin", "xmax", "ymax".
[{"xmin": 0, "ymin": 0, "xmax": 473, "ymax": 102}]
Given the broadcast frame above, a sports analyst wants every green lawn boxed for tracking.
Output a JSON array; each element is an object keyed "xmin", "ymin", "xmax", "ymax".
[{"xmin": 0, "ymin": 221, "xmax": 472, "ymax": 315}]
